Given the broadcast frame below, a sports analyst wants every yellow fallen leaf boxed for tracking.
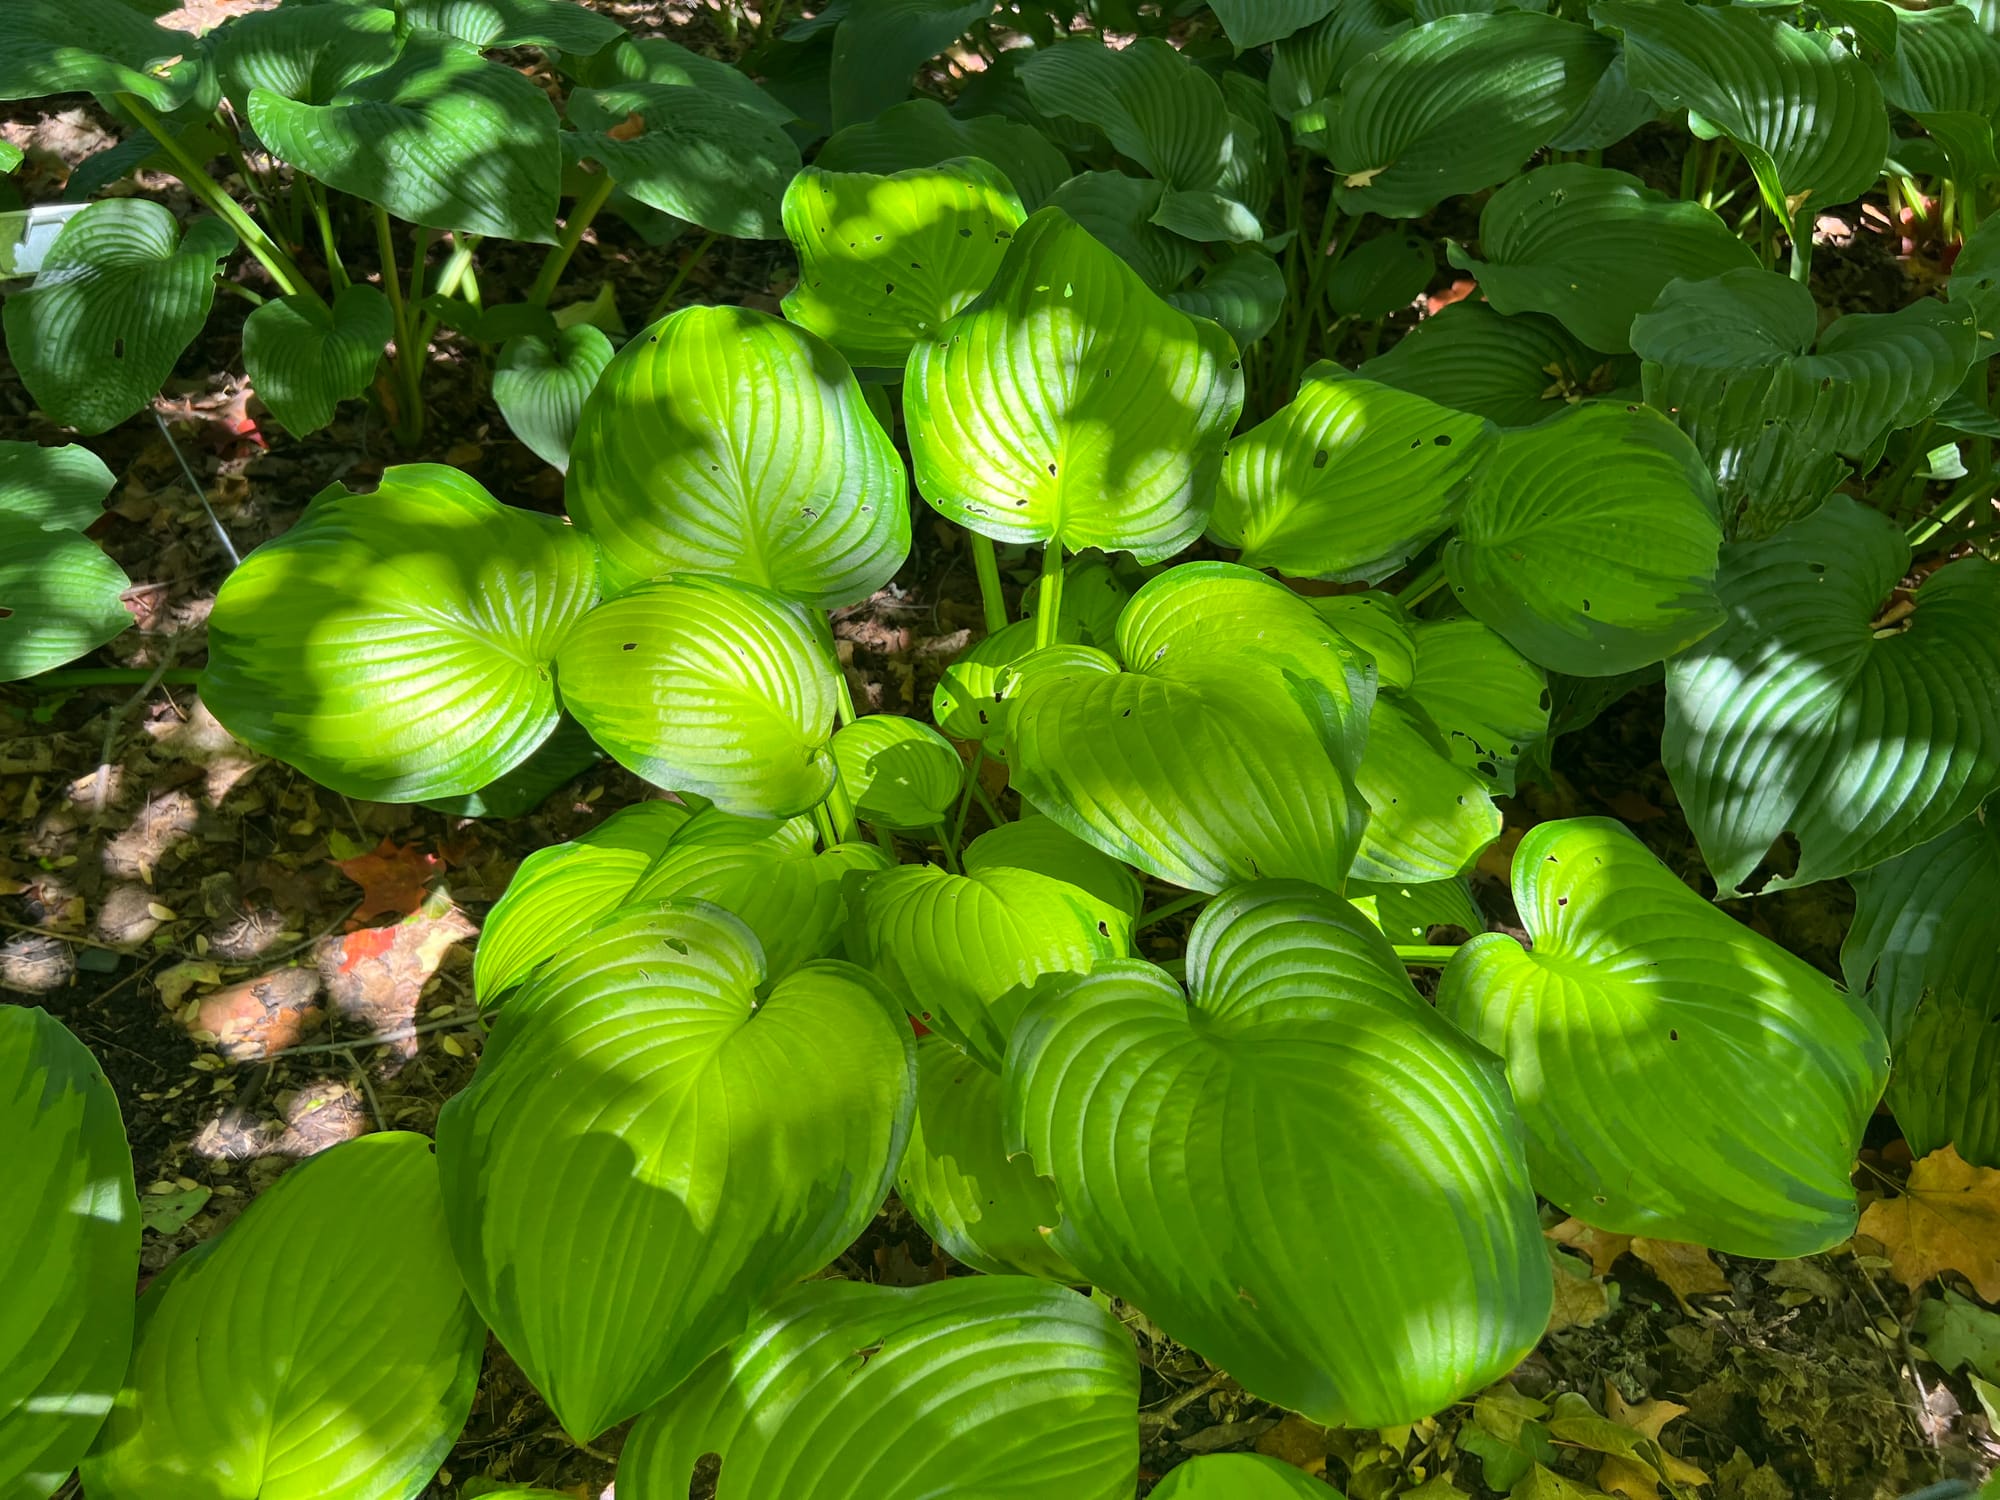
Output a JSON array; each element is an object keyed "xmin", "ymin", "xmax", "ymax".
[
  {"xmin": 1343, "ymin": 166, "xmax": 1386, "ymax": 188},
  {"xmin": 1630, "ymin": 1237, "xmax": 1728, "ymax": 1308},
  {"xmin": 1550, "ymin": 1217, "xmax": 1635, "ymax": 1277},
  {"xmin": 1547, "ymin": 1243, "xmax": 1609, "ymax": 1333},
  {"xmin": 1858, "ymin": 1145, "xmax": 2000, "ymax": 1301}
]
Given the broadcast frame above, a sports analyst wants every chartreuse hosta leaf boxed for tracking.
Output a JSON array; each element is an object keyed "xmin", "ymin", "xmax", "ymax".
[
  {"xmin": 618, "ymin": 1277, "xmax": 1139, "ymax": 1499},
  {"xmin": 1361, "ymin": 301, "xmax": 1628, "ymax": 429},
  {"xmin": 1438, "ymin": 819, "xmax": 1889, "ymax": 1256},
  {"xmin": 3, "ymin": 201, "xmax": 234, "ymax": 437},
  {"xmin": 781, "ymin": 160, "xmax": 1026, "ymax": 368},
  {"xmin": 1006, "ymin": 882, "xmax": 1548, "ymax": 1426},
  {"xmin": 555, "ymin": 574, "xmax": 842, "ymax": 817},
  {"xmin": 1152, "ymin": 1454, "xmax": 1329, "ymax": 1499},
  {"xmin": 1211, "ymin": 368, "xmax": 1493, "ymax": 584},
  {"xmin": 1632, "ymin": 268, "xmax": 1978, "ymax": 539},
  {"xmin": 567, "ymin": 304, "xmax": 907, "ymax": 604},
  {"xmin": 475, "ymin": 803, "xmax": 888, "ymax": 1001},
  {"xmin": 1327, "ymin": 13, "xmax": 1613, "ymax": 219},
  {"xmin": 1350, "ymin": 875, "xmax": 1482, "ymax": 946},
  {"xmin": 0, "ymin": 0, "xmax": 203, "ymax": 111},
  {"xmin": 1, "ymin": 1008, "xmax": 138, "ymax": 1500},
  {"xmin": 905, "ymin": 208, "xmax": 1244, "ymax": 561},
  {"xmin": 82, "ymin": 1133, "xmax": 485, "ymax": 1500},
  {"xmin": 242, "ymin": 283, "xmax": 393, "ymax": 437},
  {"xmin": 856, "ymin": 820, "xmax": 1135, "ymax": 1071},
  {"xmin": 1008, "ymin": 562, "xmax": 1373, "ymax": 893},
  {"xmin": 831, "ymin": 715, "xmax": 963, "ymax": 831},
  {"xmin": 1664, "ymin": 495, "xmax": 2000, "ymax": 898},
  {"xmin": 815, "ymin": 99, "xmax": 1070, "ymax": 211},
  {"xmin": 0, "ymin": 442, "xmax": 132, "ymax": 684},
  {"xmin": 1447, "ymin": 163, "xmax": 1756, "ymax": 353},
  {"xmin": 493, "ymin": 324, "xmax": 613, "ymax": 472},
  {"xmin": 203, "ymin": 465, "xmax": 597, "ymax": 803},
  {"xmin": 1444, "ymin": 401, "xmax": 1725, "ymax": 677},
  {"xmin": 438, "ymin": 902, "xmax": 915, "ymax": 1440}
]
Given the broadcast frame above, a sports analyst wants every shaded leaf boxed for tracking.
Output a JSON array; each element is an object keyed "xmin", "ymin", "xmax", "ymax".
[{"xmin": 242, "ymin": 283, "xmax": 392, "ymax": 437}]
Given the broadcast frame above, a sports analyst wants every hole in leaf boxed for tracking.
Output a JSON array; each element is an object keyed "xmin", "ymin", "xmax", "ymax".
[
  {"xmin": 622, "ymin": 642, "xmax": 637, "ymax": 651},
  {"xmin": 112, "ymin": 338, "xmax": 126, "ymax": 360},
  {"xmin": 1312, "ymin": 448, "xmax": 1328, "ymax": 469},
  {"xmin": 1433, "ymin": 434, "xmax": 1451, "ymax": 446}
]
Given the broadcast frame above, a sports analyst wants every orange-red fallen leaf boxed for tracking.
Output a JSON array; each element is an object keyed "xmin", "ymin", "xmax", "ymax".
[
  {"xmin": 1629, "ymin": 1237, "xmax": 1729, "ymax": 1308},
  {"xmin": 607, "ymin": 111, "xmax": 646, "ymax": 141},
  {"xmin": 331, "ymin": 838, "xmax": 441, "ymax": 921},
  {"xmin": 1549, "ymin": 1217, "xmax": 1635, "ymax": 1277},
  {"xmin": 1859, "ymin": 1145, "xmax": 2000, "ymax": 1301},
  {"xmin": 317, "ymin": 897, "xmax": 475, "ymax": 1052}
]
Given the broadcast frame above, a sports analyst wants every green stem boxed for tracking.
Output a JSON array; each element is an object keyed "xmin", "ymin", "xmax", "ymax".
[
  {"xmin": 1787, "ymin": 211, "xmax": 1813, "ymax": 284},
  {"xmin": 968, "ymin": 774, "xmax": 1007, "ymax": 831},
  {"xmin": 833, "ymin": 667, "xmax": 858, "ymax": 728},
  {"xmin": 1393, "ymin": 945, "xmax": 1460, "ymax": 967},
  {"xmin": 824, "ymin": 762, "xmax": 860, "ymax": 844},
  {"xmin": 1876, "ymin": 420, "xmax": 1936, "ymax": 521},
  {"xmin": 647, "ymin": 229, "xmax": 720, "ymax": 323},
  {"xmin": 970, "ymin": 532, "xmax": 1009, "ymax": 635},
  {"xmin": 949, "ymin": 746, "xmax": 985, "ymax": 853},
  {"xmin": 1395, "ymin": 556, "xmax": 1448, "ymax": 608},
  {"xmin": 1908, "ymin": 471, "xmax": 2000, "ymax": 546},
  {"xmin": 531, "ymin": 169, "xmax": 617, "ymax": 308},
  {"xmin": 22, "ymin": 667, "xmax": 204, "ymax": 689},
  {"xmin": 307, "ymin": 180, "xmax": 348, "ymax": 293},
  {"xmin": 1135, "ymin": 891, "xmax": 1206, "ymax": 931},
  {"xmin": 117, "ymin": 93, "xmax": 311, "ymax": 301},
  {"xmin": 810, "ymin": 802, "xmax": 841, "ymax": 849},
  {"xmin": 874, "ymin": 824, "xmax": 898, "ymax": 858},
  {"xmin": 214, "ymin": 281, "xmax": 266, "ymax": 307},
  {"xmin": 930, "ymin": 824, "xmax": 961, "ymax": 875},
  {"xmin": 1034, "ymin": 541, "xmax": 1065, "ymax": 652},
  {"xmin": 412, "ymin": 235, "xmax": 479, "ymax": 352}
]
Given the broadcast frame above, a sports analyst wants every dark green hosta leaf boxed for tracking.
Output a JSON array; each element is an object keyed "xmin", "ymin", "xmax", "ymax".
[
  {"xmin": 1884, "ymin": 1003, "xmax": 2000, "ymax": 1169},
  {"xmin": 1166, "ymin": 250, "xmax": 1286, "ymax": 351},
  {"xmin": 1595, "ymin": 0, "xmax": 1887, "ymax": 222},
  {"xmin": 81, "ymin": 1133, "xmax": 485, "ymax": 1498},
  {"xmin": 1, "ymin": 1008, "xmax": 138, "ymax": 1500},
  {"xmin": 439, "ymin": 903, "xmax": 915, "ymax": 1440},
  {"xmin": 905, "ymin": 208, "xmax": 1243, "ymax": 562},
  {"xmin": 210, "ymin": 3, "xmax": 402, "ymax": 111},
  {"xmin": 1211, "ymin": 0, "xmax": 1336, "ymax": 51},
  {"xmin": 402, "ymin": 0, "xmax": 623, "ymax": 52},
  {"xmin": 3, "ymin": 201, "xmax": 233, "ymax": 436},
  {"xmin": 202, "ymin": 465, "xmax": 598, "ymax": 802},
  {"xmin": 251, "ymin": 31, "xmax": 561, "ymax": 243},
  {"xmin": 832, "ymin": 715, "xmax": 962, "ymax": 831},
  {"xmin": 493, "ymin": 323, "xmax": 612, "ymax": 471},
  {"xmin": 1878, "ymin": 4, "xmax": 2000, "ymax": 114},
  {"xmin": 1546, "ymin": 53, "xmax": 1658, "ymax": 152},
  {"xmin": 1444, "ymin": 401, "xmax": 1724, "ymax": 676},
  {"xmin": 568, "ymin": 304, "xmax": 908, "ymax": 605},
  {"xmin": 0, "ymin": 0, "xmax": 201, "ymax": 110},
  {"xmin": 1438, "ymin": 819, "xmax": 1889, "ymax": 1256},
  {"xmin": 1152, "ymin": 1454, "xmax": 1330, "ymax": 1499},
  {"xmin": 1326, "ymin": 230, "xmax": 1434, "ymax": 320},
  {"xmin": 241, "ymin": 283, "xmax": 392, "ymax": 437},
  {"xmin": 1006, "ymin": 881, "xmax": 1548, "ymax": 1425},
  {"xmin": 555, "ymin": 574, "xmax": 842, "ymax": 817},
  {"xmin": 1448, "ymin": 163, "xmax": 1756, "ymax": 353},
  {"xmin": 1361, "ymin": 301, "xmax": 1629, "ymax": 428},
  {"xmin": 827, "ymin": 0, "xmax": 997, "ymax": 129},
  {"xmin": 1042, "ymin": 172, "xmax": 1199, "ymax": 293},
  {"xmin": 1020, "ymin": 38, "xmax": 1231, "ymax": 193},
  {"xmin": 570, "ymin": 36, "xmax": 792, "ymax": 125},
  {"xmin": 1212, "ymin": 368, "xmax": 1493, "ymax": 583},
  {"xmin": 781, "ymin": 160, "xmax": 1026, "ymax": 368},
  {"xmin": 1327, "ymin": 13, "xmax": 1612, "ymax": 219},
  {"xmin": 0, "ymin": 442, "xmax": 131, "ymax": 683},
  {"xmin": 421, "ymin": 715, "xmax": 600, "ymax": 819},
  {"xmin": 619, "ymin": 1278, "xmax": 1138, "ymax": 1498},
  {"xmin": 1268, "ymin": 0, "xmax": 1409, "ymax": 121},
  {"xmin": 815, "ymin": 99, "xmax": 1070, "ymax": 211},
  {"xmin": 1664, "ymin": 495, "xmax": 2000, "ymax": 898},
  {"xmin": 1632, "ymin": 268, "xmax": 1978, "ymax": 539},
  {"xmin": 1007, "ymin": 562, "xmax": 1373, "ymax": 894}
]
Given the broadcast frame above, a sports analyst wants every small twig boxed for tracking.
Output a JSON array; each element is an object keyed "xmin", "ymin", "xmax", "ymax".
[
  {"xmin": 151, "ymin": 409, "xmax": 242, "ymax": 567},
  {"xmin": 261, "ymin": 900, "xmax": 363, "ymax": 963},
  {"xmin": 342, "ymin": 1047, "xmax": 388, "ymax": 1131},
  {"xmin": 263, "ymin": 1010, "xmax": 481, "ymax": 1060},
  {"xmin": 1856, "ymin": 1260, "xmax": 1940, "ymax": 1451},
  {"xmin": 1140, "ymin": 1368, "xmax": 1233, "ymax": 1429}
]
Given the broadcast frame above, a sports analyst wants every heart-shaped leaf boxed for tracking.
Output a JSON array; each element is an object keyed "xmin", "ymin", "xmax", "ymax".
[
  {"xmin": 1019, "ymin": 38, "xmax": 1231, "ymax": 193},
  {"xmin": 1268, "ymin": 2, "xmax": 1410, "ymax": 122},
  {"xmin": 242, "ymin": 283, "xmax": 392, "ymax": 437},
  {"xmin": 0, "ymin": 0, "xmax": 201, "ymax": 110},
  {"xmin": 1211, "ymin": 367, "xmax": 1493, "ymax": 583},
  {"xmin": 832, "ymin": 715, "xmax": 964, "ymax": 831},
  {"xmin": 401, "ymin": 0, "xmax": 624, "ymax": 52},
  {"xmin": 572, "ymin": 34, "xmax": 793, "ymax": 123},
  {"xmin": 1437, "ymin": 818, "xmax": 1889, "ymax": 1256},
  {"xmin": 210, "ymin": 3, "xmax": 402, "ymax": 111},
  {"xmin": 1874, "ymin": 6, "xmax": 2000, "ymax": 186},
  {"xmin": 202, "ymin": 465, "xmax": 598, "ymax": 802},
  {"xmin": 1361, "ymin": 301, "xmax": 1629, "ymax": 428},
  {"xmin": 1005, "ymin": 881, "xmax": 1549, "ymax": 1425},
  {"xmin": 1168, "ymin": 250, "xmax": 1287, "ymax": 349},
  {"xmin": 782, "ymin": 159, "xmax": 1026, "ymax": 368},
  {"xmin": 1350, "ymin": 874, "xmax": 1483, "ymax": 945},
  {"xmin": 1326, "ymin": 230, "xmax": 1435, "ymax": 320},
  {"xmin": 1042, "ymin": 172, "xmax": 1200, "ymax": 292},
  {"xmin": 493, "ymin": 323, "xmax": 613, "ymax": 471},
  {"xmin": 1151, "ymin": 1454, "xmax": 1331, "ymax": 1499},
  {"xmin": 1664, "ymin": 494, "xmax": 2000, "ymax": 896},
  {"xmin": 3, "ymin": 200, "xmax": 233, "ymax": 436},
  {"xmin": 815, "ymin": 98, "xmax": 1070, "ymax": 211},
  {"xmin": 1008, "ymin": 562, "xmax": 1373, "ymax": 893},
  {"xmin": 1447, "ymin": 163, "xmax": 1756, "ymax": 352},
  {"xmin": 251, "ymin": 31, "xmax": 561, "ymax": 243},
  {"xmin": 1327, "ymin": 13, "xmax": 1613, "ymax": 218},
  {"xmin": 554, "ymin": 574, "xmax": 843, "ymax": 817},
  {"xmin": 0, "ymin": 442, "xmax": 131, "ymax": 683},
  {"xmin": 618, "ymin": 1277, "xmax": 1138, "ymax": 1498},
  {"xmin": 1, "ymin": 1007, "xmax": 138, "ymax": 1500},
  {"xmin": 1443, "ymin": 401, "xmax": 1725, "ymax": 676},
  {"xmin": 81, "ymin": 1133, "xmax": 486, "ymax": 1499},
  {"xmin": 438, "ymin": 902, "xmax": 915, "ymax": 1439},
  {"xmin": 567, "ymin": 304, "xmax": 908, "ymax": 605},
  {"xmin": 827, "ymin": 0, "xmax": 999, "ymax": 130},
  {"xmin": 905, "ymin": 207, "xmax": 1244, "ymax": 562},
  {"xmin": 1211, "ymin": 0, "xmax": 1337, "ymax": 51}
]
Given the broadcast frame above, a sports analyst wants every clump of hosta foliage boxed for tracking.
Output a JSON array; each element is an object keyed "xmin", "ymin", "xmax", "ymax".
[{"xmin": 7, "ymin": 0, "xmax": 2000, "ymax": 1495}]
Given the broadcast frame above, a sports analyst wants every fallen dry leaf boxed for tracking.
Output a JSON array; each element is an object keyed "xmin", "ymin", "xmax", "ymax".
[
  {"xmin": 1630, "ymin": 1237, "xmax": 1728, "ymax": 1308},
  {"xmin": 1255, "ymin": 1413, "xmax": 1330, "ymax": 1475},
  {"xmin": 1550, "ymin": 1217, "xmax": 1635, "ymax": 1277},
  {"xmin": 1603, "ymin": 1382, "xmax": 1687, "ymax": 1445},
  {"xmin": 315, "ymin": 893, "xmax": 475, "ymax": 1053},
  {"xmin": 1859, "ymin": 1145, "xmax": 2000, "ymax": 1300},
  {"xmin": 331, "ymin": 838, "xmax": 442, "ymax": 921},
  {"xmin": 1548, "ymin": 1243, "xmax": 1610, "ymax": 1333}
]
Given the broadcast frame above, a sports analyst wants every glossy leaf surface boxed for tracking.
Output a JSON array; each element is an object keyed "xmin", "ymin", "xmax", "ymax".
[
  {"xmin": 493, "ymin": 324, "xmax": 614, "ymax": 472},
  {"xmin": 242, "ymin": 284, "xmax": 393, "ymax": 437},
  {"xmin": 0, "ymin": 443, "xmax": 130, "ymax": 683}
]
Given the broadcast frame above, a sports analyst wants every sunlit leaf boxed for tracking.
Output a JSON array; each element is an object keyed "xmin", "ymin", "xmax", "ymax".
[
  {"xmin": 1361, "ymin": 300, "xmax": 1629, "ymax": 428},
  {"xmin": 832, "ymin": 715, "xmax": 964, "ymax": 831},
  {"xmin": 493, "ymin": 323, "xmax": 613, "ymax": 472},
  {"xmin": 0, "ymin": 0, "xmax": 202, "ymax": 111}
]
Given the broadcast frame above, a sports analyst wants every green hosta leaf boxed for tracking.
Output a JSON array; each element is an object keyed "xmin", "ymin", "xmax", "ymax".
[
  {"xmin": 202, "ymin": 464, "xmax": 598, "ymax": 802},
  {"xmin": 1437, "ymin": 818, "xmax": 1889, "ymax": 1256},
  {"xmin": 3, "ymin": 200, "xmax": 233, "ymax": 436},
  {"xmin": 421, "ymin": 715, "xmax": 600, "ymax": 819},
  {"xmin": 210, "ymin": 4, "xmax": 401, "ymax": 111},
  {"xmin": 1448, "ymin": 163, "xmax": 1756, "ymax": 353},
  {"xmin": 1149, "ymin": 187, "xmax": 1264, "ymax": 245},
  {"xmin": 973, "ymin": 815, "xmax": 1144, "ymax": 923},
  {"xmin": 1152, "ymin": 1454, "xmax": 1330, "ymax": 1499},
  {"xmin": 81, "ymin": 1133, "xmax": 484, "ymax": 1500},
  {"xmin": 816, "ymin": 99, "xmax": 1070, "ymax": 211},
  {"xmin": 1167, "ymin": 250, "xmax": 1287, "ymax": 349},
  {"xmin": 1444, "ymin": 401, "xmax": 1724, "ymax": 676},
  {"xmin": 619, "ymin": 1277, "xmax": 1138, "ymax": 1498},
  {"xmin": 1211, "ymin": 0, "xmax": 1337, "ymax": 51},
  {"xmin": 1020, "ymin": 38, "xmax": 1231, "ymax": 192},
  {"xmin": 832, "ymin": 715, "xmax": 963, "ymax": 831},
  {"xmin": 0, "ymin": 0, "xmax": 201, "ymax": 110},
  {"xmin": 1547, "ymin": 54, "xmax": 1659, "ymax": 152},
  {"xmin": 1327, "ymin": 230, "xmax": 1435, "ymax": 320},
  {"xmin": 1407, "ymin": 616, "xmax": 1550, "ymax": 798},
  {"xmin": 781, "ymin": 160, "xmax": 1027, "ymax": 368},
  {"xmin": 554, "ymin": 574, "xmax": 841, "ymax": 817},
  {"xmin": 905, "ymin": 208, "xmax": 1243, "ymax": 562},
  {"xmin": 899, "ymin": 1035, "xmax": 1083, "ymax": 1279},
  {"xmin": 568, "ymin": 305, "xmax": 907, "ymax": 605},
  {"xmin": 493, "ymin": 323, "xmax": 612, "ymax": 472},
  {"xmin": 571, "ymin": 36, "xmax": 792, "ymax": 125},
  {"xmin": 1664, "ymin": 495, "xmax": 2000, "ymax": 897},
  {"xmin": 1350, "ymin": 875, "xmax": 1483, "ymax": 944},
  {"xmin": 1327, "ymin": 13, "xmax": 1612, "ymax": 218},
  {"xmin": 565, "ymin": 83, "xmax": 800, "ymax": 240},
  {"xmin": 1878, "ymin": 4, "xmax": 2000, "ymax": 114},
  {"xmin": 1268, "ymin": 0, "xmax": 1410, "ymax": 120},
  {"xmin": 0, "ymin": 441, "xmax": 114, "ymax": 530},
  {"xmin": 1361, "ymin": 301, "xmax": 1628, "ymax": 428},
  {"xmin": 1595, "ymin": 0, "xmax": 1887, "ymax": 221},
  {"xmin": 1885, "ymin": 1002, "xmax": 2000, "ymax": 1168},
  {"xmin": 251, "ymin": 31, "xmax": 561, "ymax": 244},
  {"xmin": 1632, "ymin": 268, "xmax": 1978, "ymax": 539},
  {"xmin": 241, "ymin": 283, "xmax": 391, "ymax": 437},
  {"xmin": 1008, "ymin": 562, "xmax": 1373, "ymax": 894},
  {"xmin": 1006, "ymin": 881, "xmax": 1548, "ymax": 1425},
  {"xmin": 1, "ymin": 1008, "xmax": 138, "ymax": 1500},
  {"xmin": 828, "ymin": 0, "xmax": 998, "ymax": 130},
  {"xmin": 1212, "ymin": 368, "xmax": 1493, "ymax": 583},
  {"xmin": 402, "ymin": 0, "xmax": 623, "ymax": 52},
  {"xmin": 0, "ymin": 442, "xmax": 131, "ymax": 683},
  {"xmin": 1042, "ymin": 172, "xmax": 1199, "ymax": 293},
  {"xmin": 438, "ymin": 903, "xmax": 915, "ymax": 1440}
]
